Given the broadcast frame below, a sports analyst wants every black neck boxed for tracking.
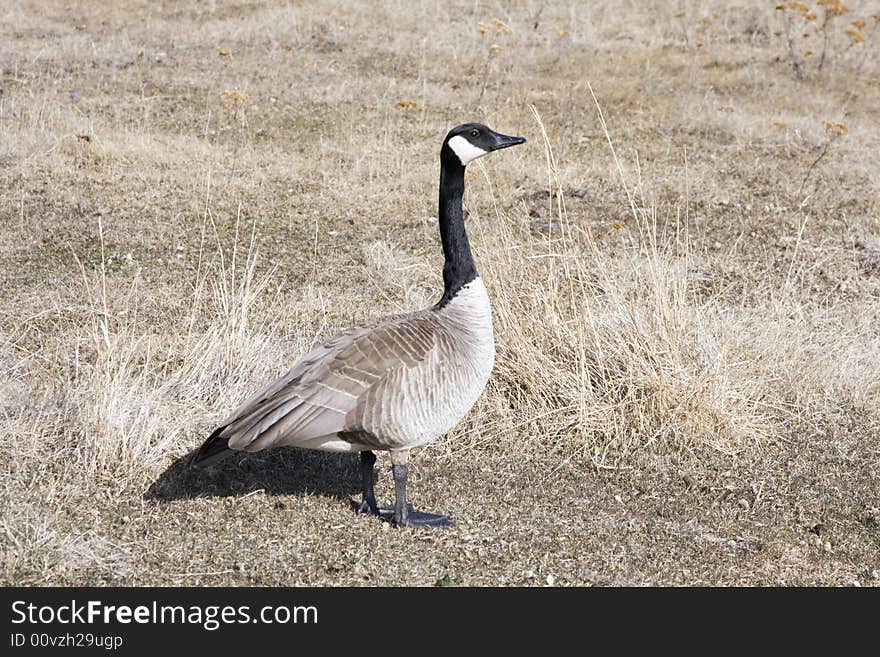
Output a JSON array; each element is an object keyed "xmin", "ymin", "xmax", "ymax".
[{"xmin": 434, "ymin": 148, "xmax": 477, "ymax": 309}]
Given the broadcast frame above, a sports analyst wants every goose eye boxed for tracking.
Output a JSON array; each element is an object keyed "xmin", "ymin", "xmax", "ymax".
[{"xmin": 470, "ymin": 129, "xmax": 479, "ymax": 137}]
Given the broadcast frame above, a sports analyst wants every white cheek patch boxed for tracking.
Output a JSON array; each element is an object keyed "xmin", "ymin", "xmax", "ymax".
[{"xmin": 448, "ymin": 135, "xmax": 488, "ymax": 166}]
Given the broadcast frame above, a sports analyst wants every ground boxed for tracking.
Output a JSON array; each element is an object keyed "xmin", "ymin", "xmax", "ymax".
[{"xmin": 1, "ymin": 0, "xmax": 878, "ymax": 586}]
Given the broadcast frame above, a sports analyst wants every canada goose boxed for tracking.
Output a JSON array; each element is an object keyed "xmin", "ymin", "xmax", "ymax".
[{"xmin": 190, "ymin": 123, "xmax": 526, "ymax": 527}]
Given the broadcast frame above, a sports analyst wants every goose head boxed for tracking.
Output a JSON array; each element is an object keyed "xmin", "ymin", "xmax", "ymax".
[{"xmin": 443, "ymin": 123, "xmax": 526, "ymax": 167}]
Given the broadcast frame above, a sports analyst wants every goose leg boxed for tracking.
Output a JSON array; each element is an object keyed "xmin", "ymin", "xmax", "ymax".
[
  {"xmin": 380, "ymin": 450, "xmax": 451, "ymax": 528},
  {"xmin": 356, "ymin": 450, "xmax": 380, "ymax": 516}
]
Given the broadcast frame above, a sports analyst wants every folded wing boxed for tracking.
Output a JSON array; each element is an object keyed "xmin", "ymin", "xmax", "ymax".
[{"xmin": 213, "ymin": 313, "xmax": 439, "ymax": 453}]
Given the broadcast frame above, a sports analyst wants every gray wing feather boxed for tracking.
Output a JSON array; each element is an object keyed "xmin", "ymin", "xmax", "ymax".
[{"xmin": 217, "ymin": 313, "xmax": 437, "ymax": 452}]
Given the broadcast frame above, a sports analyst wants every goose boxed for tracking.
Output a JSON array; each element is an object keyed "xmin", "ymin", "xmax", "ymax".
[{"xmin": 190, "ymin": 123, "xmax": 526, "ymax": 527}]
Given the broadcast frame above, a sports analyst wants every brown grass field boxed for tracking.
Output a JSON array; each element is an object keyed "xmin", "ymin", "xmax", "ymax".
[{"xmin": 1, "ymin": 0, "xmax": 879, "ymax": 586}]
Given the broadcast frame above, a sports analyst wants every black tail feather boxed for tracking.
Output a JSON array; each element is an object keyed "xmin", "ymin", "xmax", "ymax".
[{"xmin": 189, "ymin": 425, "xmax": 234, "ymax": 469}]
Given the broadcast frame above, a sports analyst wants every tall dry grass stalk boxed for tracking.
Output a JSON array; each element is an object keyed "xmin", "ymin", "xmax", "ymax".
[
  {"xmin": 455, "ymin": 100, "xmax": 772, "ymax": 467},
  {"xmin": 10, "ymin": 203, "xmax": 288, "ymax": 491}
]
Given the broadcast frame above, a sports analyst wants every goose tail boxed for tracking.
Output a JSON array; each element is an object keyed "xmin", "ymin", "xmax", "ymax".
[{"xmin": 189, "ymin": 425, "xmax": 234, "ymax": 468}]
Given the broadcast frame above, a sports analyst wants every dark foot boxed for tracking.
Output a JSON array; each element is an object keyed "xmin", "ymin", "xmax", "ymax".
[
  {"xmin": 397, "ymin": 511, "xmax": 453, "ymax": 528},
  {"xmin": 378, "ymin": 504, "xmax": 453, "ymax": 528},
  {"xmin": 383, "ymin": 463, "xmax": 454, "ymax": 528},
  {"xmin": 377, "ymin": 502, "xmax": 411, "ymax": 519},
  {"xmin": 355, "ymin": 499, "xmax": 380, "ymax": 516}
]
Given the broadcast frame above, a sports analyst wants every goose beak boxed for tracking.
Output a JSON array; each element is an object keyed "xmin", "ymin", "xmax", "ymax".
[{"xmin": 489, "ymin": 131, "xmax": 526, "ymax": 151}]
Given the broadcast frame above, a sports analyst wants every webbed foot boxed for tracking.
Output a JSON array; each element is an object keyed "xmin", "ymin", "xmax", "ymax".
[
  {"xmin": 355, "ymin": 499, "xmax": 380, "ymax": 516},
  {"xmin": 379, "ymin": 503, "xmax": 453, "ymax": 528}
]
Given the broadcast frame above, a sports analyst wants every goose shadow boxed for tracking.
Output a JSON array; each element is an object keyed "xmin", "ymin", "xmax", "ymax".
[{"xmin": 144, "ymin": 447, "xmax": 360, "ymax": 504}]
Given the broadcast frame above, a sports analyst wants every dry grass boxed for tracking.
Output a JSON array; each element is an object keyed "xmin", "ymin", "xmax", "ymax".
[{"xmin": 1, "ymin": 0, "xmax": 879, "ymax": 586}]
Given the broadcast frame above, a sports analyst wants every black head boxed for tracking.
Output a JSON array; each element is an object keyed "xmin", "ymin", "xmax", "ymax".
[{"xmin": 442, "ymin": 123, "xmax": 526, "ymax": 167}]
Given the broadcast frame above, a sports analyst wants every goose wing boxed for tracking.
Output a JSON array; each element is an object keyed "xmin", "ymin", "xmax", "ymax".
[{"xmin": 214, "ymin": 313, "xmax": 439, "ymax": 452}]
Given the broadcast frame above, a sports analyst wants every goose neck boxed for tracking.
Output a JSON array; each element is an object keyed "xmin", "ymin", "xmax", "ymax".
[{"xmin": 435, "ymin": 158, "xmax": 477, "ymax": 309}]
